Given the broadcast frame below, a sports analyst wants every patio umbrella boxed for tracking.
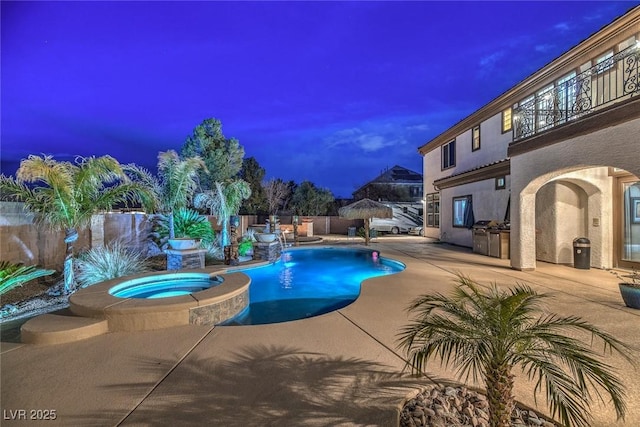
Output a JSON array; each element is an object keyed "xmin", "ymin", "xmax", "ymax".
[{"xmin": 338, "ymin": 198, "xmax": 392, "ymax": 246}]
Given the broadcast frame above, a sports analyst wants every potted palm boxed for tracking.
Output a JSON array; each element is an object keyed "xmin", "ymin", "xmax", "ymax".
[{"xmin": 614, "ymin": 269, "xmax": 640, "ymax": 309}]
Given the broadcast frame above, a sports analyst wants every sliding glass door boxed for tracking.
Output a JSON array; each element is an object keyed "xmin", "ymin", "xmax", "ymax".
[{"xmin": 618, "ymin": 179, "xmax": 640, "ymax": 268}]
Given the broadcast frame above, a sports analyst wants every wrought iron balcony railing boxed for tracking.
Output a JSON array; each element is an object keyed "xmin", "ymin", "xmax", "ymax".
[{"xmin": 513, "ymin": 41, "xmax": 640, "ymax": 141}]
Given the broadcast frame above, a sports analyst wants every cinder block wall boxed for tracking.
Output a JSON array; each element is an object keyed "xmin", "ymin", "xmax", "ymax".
[
  {"xmin": 0, "ymin": 202, "xmax": 91, "ymax": 270},
  {"xmin": 1, "ymin": 202, "xmax": 364, "ymax": 270}
]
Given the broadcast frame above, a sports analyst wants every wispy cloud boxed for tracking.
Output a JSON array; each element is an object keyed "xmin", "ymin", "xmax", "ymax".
[
  {"xmin": 406, "ymin": 123, "xmax": 430, "ymax": 132},
  {"xmin": 324, "ymin": 127, "xmax": 404, "ymax": 153},
  {"xmin": 476, "ymin": 50, "xmax": 506, "ymax": 79},
  {"xmin": 479, "ymin": 50, "xmax": 506, "ymax": 68},
  {"xmin": 554, "ymin": 21, "xmax": 572, "ymax": 32},
  {"xmin": 535, "ymin": 43, "xmax": 555, "ymax": 53}
]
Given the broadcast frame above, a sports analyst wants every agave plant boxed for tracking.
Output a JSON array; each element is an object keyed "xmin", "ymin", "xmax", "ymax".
[
  {"xmin": 0, "ymin": 261, "xmax": 55, "ymax": 296},
  {"xmin": 397, "ymin": 273, "xmax": 632, "ymax": 427},
  {"xmin": 75, "ymin": 241, "xmax": 149, "ymax": 288}
]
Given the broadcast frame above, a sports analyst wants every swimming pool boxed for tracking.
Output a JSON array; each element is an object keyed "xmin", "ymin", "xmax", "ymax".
[{"xmin": 224, "ymin": 247, "xmax": 405, "ymax": 325}]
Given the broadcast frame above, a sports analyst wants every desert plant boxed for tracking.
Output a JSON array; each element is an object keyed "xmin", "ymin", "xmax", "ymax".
[
  {"xmin": 153, "ymin": 208, "xmax": 215, "ymax": 248},
  {"xmin": 76, "ymin": 241, "xmax": 149, "ymax": 288},
  {"xmin": 204, "ymin": 234, "xmax": 226, "ymax": 261},
  {"xmin": 238, "ymin": 238, "xmax": 253, "ymax": 257},
  {"xmin": 125, "ymin": 151, "xmax": 205, "ymax": 240},
  {"xmin": 242, "ymin": 228, "xmax": 257, "ymax": 242},
  {"xmin": 0, "ymin": 155, "xmax": 155, "ymax": 293},
  {"xmin": 397, "ymin": 273, "xmax": 632, "ymax": 427},
  {"xmin": 610, "ymin": 268, "xmax": 640, "ymax": 287},
  {"xmin": 0, "ymin": 261, "xmax": 55, "ymax": 296},
  {"xmin": 194, "ymin": 180, "xmax": 251, "ymax": 247}
]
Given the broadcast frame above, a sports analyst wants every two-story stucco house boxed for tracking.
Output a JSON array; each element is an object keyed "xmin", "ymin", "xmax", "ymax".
[{"xmin": 419, "ymin": 6, "xmax": 640, "ymax": 271}]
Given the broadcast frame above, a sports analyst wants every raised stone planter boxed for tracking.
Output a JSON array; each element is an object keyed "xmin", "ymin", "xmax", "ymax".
[
  {"xmin": 253, "ymin": 241, "xmax": 281, "ymax": 263},
  {"xmin": 255, "ymin": 233, "xmax": 277, "ymax": 243},
  {"xmin": 168, "ymin": 238, "xmax": 200, "ymax": 250},
  {"xmin": 166, "ymin": 248, "xmax": 207, "ymax": 270}
]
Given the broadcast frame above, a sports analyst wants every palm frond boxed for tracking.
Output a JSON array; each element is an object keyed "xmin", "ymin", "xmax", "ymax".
[
  {"xmin": 123, "ymin": 163, "xmax": 161, "ymax": 212},
  {"xmin": 397, "ymin": 272, "xmax": 631, "ymax": 427},
  {"xmin": 157, "ymin": 150, "xmax": 205, "ymax": 212},
  {"xmin": 0, "ymin": 261, "xmax": 55, "ymax": 295}
]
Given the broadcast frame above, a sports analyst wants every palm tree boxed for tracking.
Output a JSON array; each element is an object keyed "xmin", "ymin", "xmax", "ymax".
[
  {"xmin": 0, "ymin": 155, "xmax": 155, "ymax": 293},
  {"xmin": 397, "ymin": 273, "xmax": 632, "ymax": 427},
  {"xmin": 194, "ymin": 180, "xmax": 251, "ymax": 247},
  {"xmin": 125, "ymin": 150, "xmax": 205, "ymax": 239}
]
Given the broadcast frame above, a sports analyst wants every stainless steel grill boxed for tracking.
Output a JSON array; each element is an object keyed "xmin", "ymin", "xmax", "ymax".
[{"xmin": 472, "ymin": 221, "xmax": 497, "ymax": 256}]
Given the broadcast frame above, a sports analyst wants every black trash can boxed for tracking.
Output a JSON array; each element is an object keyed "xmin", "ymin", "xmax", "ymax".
[
  {"xmin": 573, "ymin": 237, "xmax": 591, "ymax": 270},
  {"xmin": 348, "ymin": 227, "xmax": 356, "ymax": 237}
]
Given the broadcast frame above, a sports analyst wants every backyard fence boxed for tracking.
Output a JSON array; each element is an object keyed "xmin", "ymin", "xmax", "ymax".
[{"xmin": 0, "ymin": 202, "xmax": 363, "ymax": 271}]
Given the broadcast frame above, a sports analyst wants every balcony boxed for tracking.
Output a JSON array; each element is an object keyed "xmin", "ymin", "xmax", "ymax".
[{"xmin": 513, "ymin": 41, "xmax": 640, "ymax": 141}]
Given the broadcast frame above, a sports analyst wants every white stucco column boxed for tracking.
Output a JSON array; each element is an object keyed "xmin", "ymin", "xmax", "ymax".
[{"xmin": 510, "ymin": 189, "xmax": 537, "ymax": 271}]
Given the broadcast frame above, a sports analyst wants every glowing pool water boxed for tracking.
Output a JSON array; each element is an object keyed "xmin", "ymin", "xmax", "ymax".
[
  {"xmin": 225, "ymin": 247, "xmax": 405, "ymax": 325},
  {"xmin": 71, "ymin": 247, "xmax": 404, "ymax": 331},
  {"xmin": 108, "ymin": 273, "xmax": 223, "ymax": 299}
]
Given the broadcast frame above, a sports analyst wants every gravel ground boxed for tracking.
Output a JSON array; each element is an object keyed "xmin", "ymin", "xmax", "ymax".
[{"xmin": 401, "ymin": 385, "xmax": 556, "ymax": 427}]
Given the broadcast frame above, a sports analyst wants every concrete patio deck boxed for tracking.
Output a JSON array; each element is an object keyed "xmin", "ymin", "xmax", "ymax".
[{"xmin": 1, "ymin": 237, "xmax": 639, "ymax": 426}]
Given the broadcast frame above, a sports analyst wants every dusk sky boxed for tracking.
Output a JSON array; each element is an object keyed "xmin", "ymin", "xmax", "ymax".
[{"xmin": 1, "ymin": 1, "xmax": 637, "ymax": 198}]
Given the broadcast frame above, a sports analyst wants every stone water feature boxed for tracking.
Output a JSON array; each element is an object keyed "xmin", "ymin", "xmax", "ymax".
[
  {"xmin": 252, "ymin": 241, "xmax": 282, "ymax": 263},
  {"xmin": 166, "ymin": 238, "xmax": 207, "ymax": 270}
]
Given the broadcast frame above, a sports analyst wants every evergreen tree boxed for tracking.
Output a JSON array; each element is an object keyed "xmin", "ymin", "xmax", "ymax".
[
  {"xmin": 239, "ymin": 157, "xmax": 267, "ymax": 214},
  {"xmin": 291, "ymin": 180, "xmax": 334, "ymax": 216},
  {"xmin": 181, "ymin": 118, "xmax": 244, "ymax": 189}
]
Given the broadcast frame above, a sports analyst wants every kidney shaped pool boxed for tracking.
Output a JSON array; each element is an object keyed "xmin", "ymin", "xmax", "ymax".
[{"xmin": 224, "ymin": 247, "xmax": 405, "ymax": 325}]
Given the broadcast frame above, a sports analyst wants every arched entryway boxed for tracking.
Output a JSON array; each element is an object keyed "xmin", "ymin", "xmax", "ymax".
[
  {"xmin": 509, "ymin": 116, "xmax": 640, "ymax": 271},
  {"xmin": 513, "ymin": 167, "xmax": 612, "ymax": 270}
]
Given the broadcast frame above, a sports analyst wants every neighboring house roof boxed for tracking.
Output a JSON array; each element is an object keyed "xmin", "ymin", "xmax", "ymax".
[
  {"xmin": 353, "ymin": 165, "xmax": 422, "ymax": 193},
  {"xmin": 368, "ymin": 165, "xmax": 422, "ymax": 184}
]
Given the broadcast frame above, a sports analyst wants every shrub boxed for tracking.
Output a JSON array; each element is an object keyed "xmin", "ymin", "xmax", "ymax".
[
  {"xmin": 242, "ymin": 228, "xmax": 257, "ymax": 242},
  {"xmin": 153, "ymin": 208, "xmax": 215, "ymax": 248},
  {"xmin": 238, "ymin": 239, "xmax": 253, "ymax": 256},
  {"xmin": 76, "ymin": 241, "xmax": 149, "ymax": 288}
]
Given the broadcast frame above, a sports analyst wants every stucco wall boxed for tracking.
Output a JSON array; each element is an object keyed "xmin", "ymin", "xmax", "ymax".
[
  {"xmin": 422, "ymin": 111, "xmax": 512, "ymax": 241},
  {"xmin": 439, "ymin": 178, "xmax": 511, "ymax": 247},
  {"xmin": 0, "ymin": 202, "xmax": 91, "ymax": 270},
  {"xmin": 510, "ymin": 117, "xmax": 640, "ymax": 270},
  {"xmin": 0, "ymin": 203, "xmax": 363, "ymax": 271},
  {"xmin": 455, "ymin": 114, "xmax": 511, "ymax": 172},
  {"xmin": 536, "ymin": 181, "xmax": 588, "ymax": 264}
]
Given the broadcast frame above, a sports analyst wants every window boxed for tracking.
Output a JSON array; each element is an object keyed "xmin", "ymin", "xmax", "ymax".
[
  {"xmin": 495, "ymin": 176, "xmax": 506, "ymax": 190},
  {"xmin": 502, "ymin": 108, "xmax": 512, "ymax": 133},
  {"xmin": 426, "ymin": 193, "xmax": 440, "ymax": 228},
  {"xmin": 556, "ymin": 72, "xmax": 577, "ymax": 122},
  {"xmin": 472, "ymin": 126, "xmax": 481, "ymax": 151},
  {"xmin": 442, "ymin": 140, "xmax": 455, "ymax": 169},
  {"xmin": 452, "ymin": 195, "xmax": 472, "ymax": 228},
  {"xmin": 595, "ymin": 51, "xmax": 614, "ymax": 73},
  {"xmin": 536, "ymin": 85, "xmax": 554, "ymax": 131}
]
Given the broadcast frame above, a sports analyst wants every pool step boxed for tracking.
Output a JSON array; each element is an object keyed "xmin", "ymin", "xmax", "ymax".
[{"xmin": 21, "ymin": 311, "xmax": 108, "ymax": 345}]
